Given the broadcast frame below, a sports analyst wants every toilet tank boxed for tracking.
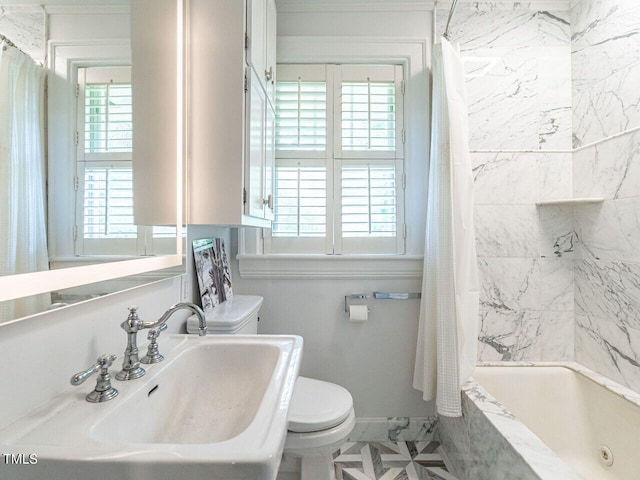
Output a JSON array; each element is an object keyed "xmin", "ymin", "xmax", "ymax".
[{"xmin": 186, "ymin": 295, "xmax": 263, "ymax": 334}]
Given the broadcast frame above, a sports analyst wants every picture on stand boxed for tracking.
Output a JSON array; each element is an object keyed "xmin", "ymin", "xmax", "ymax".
[{"xmin": 192, "ymin": 238, "xmax": 233, "ymax": 316}]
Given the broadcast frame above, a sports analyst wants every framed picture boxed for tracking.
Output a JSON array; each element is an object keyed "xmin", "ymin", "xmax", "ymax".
[{"xmin": 192, "ymin": 238, "xmax": 233, "ymax": 316}]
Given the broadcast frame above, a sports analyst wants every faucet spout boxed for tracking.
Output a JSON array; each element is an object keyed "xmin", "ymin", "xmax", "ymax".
[
  {"xmin": 117, "ymin": 303, "xmax": 208, "ymax": 381},
  {"xmin": 143, "ymin": 302, "xmax": 208, "ymax": 336}
]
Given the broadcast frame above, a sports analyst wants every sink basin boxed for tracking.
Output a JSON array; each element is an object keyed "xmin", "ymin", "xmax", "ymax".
[{"xmin": 0, "ymin": 334, "xmax": 303, "ymax": 480}]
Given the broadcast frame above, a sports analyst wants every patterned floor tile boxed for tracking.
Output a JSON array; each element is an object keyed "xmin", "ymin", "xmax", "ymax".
[{"xmin": 334, "ymin": 442, "xmax": 457, "ymax": 480}]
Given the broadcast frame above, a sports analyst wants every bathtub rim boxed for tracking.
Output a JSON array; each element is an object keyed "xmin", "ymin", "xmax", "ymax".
[
  {"xmin": 474, "ymin": 361, "xmax": 640, "ymax": 410},
  {"xmin": 458, "ymin": 361, "xmax": 640, "ymax": 480}
]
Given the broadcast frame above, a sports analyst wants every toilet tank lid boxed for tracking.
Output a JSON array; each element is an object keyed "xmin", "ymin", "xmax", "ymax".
[
  {"xmin": 186, "ymin": 295, "xmax": 263, "ymax": 334},
  {"xmin": 288, "ymin": 376, "xmax": 354, "ymax": 434}
]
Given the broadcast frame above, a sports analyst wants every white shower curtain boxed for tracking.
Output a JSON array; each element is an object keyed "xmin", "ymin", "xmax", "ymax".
[
  {"xmin": 413, "ymin": 37, "xmax": 479, "ymax": 417},
  {"xmin": 0, "ymin": 42, "xmax": 50, "ymax": 320}
]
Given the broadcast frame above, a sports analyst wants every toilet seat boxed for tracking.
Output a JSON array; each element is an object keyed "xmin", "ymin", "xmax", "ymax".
[{"xmin": 288, "ymin": 376, "xmax": 353, "ymax": 433}]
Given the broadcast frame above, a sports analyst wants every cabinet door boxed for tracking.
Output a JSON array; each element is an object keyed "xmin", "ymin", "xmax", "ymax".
[
  {"xmin": 264, "ymin": 0, "xmax": 277, "ymax": 103},
  {"xmin": 247, "ymin": 0, "xmax": 266, "ymax": 78},
  {"xmin": 263, "ymin": 100, "xmax": 275, "ymax": 221},
  {"xmin": 245, "ymin": 68, "xmax": 266, "ymax": 219}
]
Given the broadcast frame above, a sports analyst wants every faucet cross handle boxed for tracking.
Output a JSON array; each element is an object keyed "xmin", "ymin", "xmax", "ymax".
[
  {"xmin": 70, "ymin": 354, "xmax": 119, "ymax": 403},
  {"xmin": 141, "ymin": 323, "xmax": 168, "ymax": 364}
]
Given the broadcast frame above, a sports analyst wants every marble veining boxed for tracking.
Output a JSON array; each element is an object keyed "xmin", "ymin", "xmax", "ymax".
[
  {"xmin": 575, "ymin": 259, "xmax": 640, "ymax": 327},
  {"xmin": 350, "ymin": 417, "xmax": 439, "ymax": 443},
  {"xmin": 0, "ymin": 7, "xmax": 45, "ymax": 64},
  {"xmin": 334, "ymin": 441, "xmax": 457, "ymax": 480},
  {"xmin": 437, "ymin": 4, "xmax": 572, "ymax": 151},
  {"xmin": 571, "ymin": 0, "xmax": 640, "ymax": 147},
  {"xmin": 440, "ymin": 1, "xmax": 575, "ymax": 365},
  {"xmin": 575, "ymin": 314, "xmax": 640, "ymax": 393},
  {"xmin": 441, "ymin": 362, "xmax": 640, "ymax": 479},
  {"xmin": 439, "ymin": 366, "xmax": 581, "ymax": 480},
  {"xmin": 573, "ymin": 198, "xmax": 640, "ymax": 263},
  {"xmin": 573, "ymin": 129, "xmax": 640, "ymax": 200}
]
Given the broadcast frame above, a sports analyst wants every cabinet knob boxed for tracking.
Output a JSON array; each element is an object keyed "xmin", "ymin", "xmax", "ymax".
[
  {"xmin": 262, "ymin": 194, "xmax": 273, "ymax": 210},
  {"xmin": 265, "ymin": 66, "xmax": 273, "ymax": 82}
]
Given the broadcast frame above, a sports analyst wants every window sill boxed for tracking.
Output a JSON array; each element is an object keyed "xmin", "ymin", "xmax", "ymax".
[{"xmin": 237, "ymin": 254, "xmax": 423, "ymax": 279}]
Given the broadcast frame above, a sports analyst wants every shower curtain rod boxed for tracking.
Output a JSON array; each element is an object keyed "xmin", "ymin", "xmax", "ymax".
[
  {"xmin": 443, "ymin": 0, "xmax": 459, "ymax": 40},
  {"xmin": 1, "ymin": 34, "xmax": 26, "ymax": 55},
  {"xmin": 0, "ymin": 33, "xmax": 41, "ymax": 66}
]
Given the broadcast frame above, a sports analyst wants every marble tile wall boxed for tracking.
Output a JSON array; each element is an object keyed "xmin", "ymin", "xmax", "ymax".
[
  {"xmin": 0, "ymin": 7, "xmax": 45, "ymax": 64},
  {"xmin": 571, "ymin": 0, "xmax": 640, "ymax": 395},
  {"xmin": 571, "ymin": 0, "xmax": 640, "ymax": 148},
  {"xmin": 350, "ymin": 417, "xmax": 439, "ymax": 443},
  {"xmin": 438, "ymin": 3, "xmax": 574, "ymax": 362}
]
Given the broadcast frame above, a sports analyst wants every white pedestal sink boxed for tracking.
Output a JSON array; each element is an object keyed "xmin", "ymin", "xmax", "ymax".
[{"xmin": 0, "ymin": 334, "xmax": 303, "ymax": 480}]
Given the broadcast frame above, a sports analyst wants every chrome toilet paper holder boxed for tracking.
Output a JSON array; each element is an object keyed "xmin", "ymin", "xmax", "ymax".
[{"xmin": 344, "ymin": 294, "xmax": 368, "ymax": 312}]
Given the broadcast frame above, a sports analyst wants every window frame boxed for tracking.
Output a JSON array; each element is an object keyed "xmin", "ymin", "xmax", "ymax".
[
  {"xmin": 74, "ymin": 66, "xmax": 176, "ymax": 257},
  {"xmin": 265, "ymin": 63, "xmax": 405, "ymax": 255}
]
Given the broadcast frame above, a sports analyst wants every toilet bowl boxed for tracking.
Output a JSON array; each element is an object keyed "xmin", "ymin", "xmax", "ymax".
[{"xmin": 187, "ymin": 295, "xmax": 355, "ymax": 480}]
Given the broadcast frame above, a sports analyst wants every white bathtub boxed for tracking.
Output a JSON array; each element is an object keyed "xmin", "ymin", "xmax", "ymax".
[{"xmin": 470, "ymin": 364, "xmax": 640, "ymax": 480}]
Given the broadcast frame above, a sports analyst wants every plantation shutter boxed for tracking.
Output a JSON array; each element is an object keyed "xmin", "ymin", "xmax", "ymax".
[
  {"xmin": 266, "ymin": 64, "xmax": 405, "ymax": 255},
  {"xmin": 75, "ymin": 66, "xmax": 178, "ymax": 256},
  {"xmin": 334, "ymin": 65, "xmax": 404, "ymax": 254}
]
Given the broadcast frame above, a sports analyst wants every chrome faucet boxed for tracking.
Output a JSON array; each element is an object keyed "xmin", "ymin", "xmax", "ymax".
[
  {"xmin": 116, "ymin": 302, "xmax": 207, "ymax": 381},
  {"xmin": 71, "ymin": 354, "xmax": 119, "ymax": 402}
]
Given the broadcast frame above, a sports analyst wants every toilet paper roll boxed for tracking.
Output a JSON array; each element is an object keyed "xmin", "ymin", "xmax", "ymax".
[{"xmin": 349, "ymin": 305, "xmax": 368, "ymax": 322}]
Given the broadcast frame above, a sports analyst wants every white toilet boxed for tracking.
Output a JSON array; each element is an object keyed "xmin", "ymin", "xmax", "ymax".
[{"xmin": 187, "ymin": 295, "xmax": 355, "ymax": 480}]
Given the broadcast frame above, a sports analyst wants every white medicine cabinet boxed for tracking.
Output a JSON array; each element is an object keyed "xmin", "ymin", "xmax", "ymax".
[{"xmin": 188, "ymin": 0, "xmax": 276, "ymax": 227}]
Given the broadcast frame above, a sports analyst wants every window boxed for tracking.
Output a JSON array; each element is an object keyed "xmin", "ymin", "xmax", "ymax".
[
  {"xmin": 75, "ymin": 66, "xmax": 176, "ymax": 256},
  {"xmin": 265, "ymin": 64, "xmax": 405, "ymax": 254}
]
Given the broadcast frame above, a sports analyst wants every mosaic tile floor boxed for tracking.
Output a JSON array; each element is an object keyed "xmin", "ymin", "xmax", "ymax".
[{"xmin": 334, "ymin": 441, "xmax": 458, "ymax": 480}]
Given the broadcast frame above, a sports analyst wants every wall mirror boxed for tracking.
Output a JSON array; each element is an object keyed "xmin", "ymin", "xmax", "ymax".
[{"xmin": 0, "ymin": 0, "xmax": 185, "ymax": 324}]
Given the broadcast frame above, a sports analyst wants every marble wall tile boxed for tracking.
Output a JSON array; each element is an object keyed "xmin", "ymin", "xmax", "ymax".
[
  {"xmin": 478, "ymin": 258, "xmax": 572, "ymax": 311},
  {"xmin": 572, "ymin": 66, "xmax": 640, "ymax": 147},
  {"xmin": 437, "ymin": 5, "xmax": 572, "ymax": 151},
  {"xmin": 473, "ymin": 152, "xmax": 542, "ymax": 205},
  {"xmin": 573, "ymin": 198, "xmax": 640, "ymax": 262},
  {"xmin": 571, "ymin": 0, "xmax": 640, "ymax": 84},
  {"xmin": 479, "ymin": 258, "xmax": 541, "ymax": 312},
  {"xmin": 538, "ymin": 10, "xmax": 571, "ymax": 46},
  {"xmin": 537, "ymin": 205, "xmax": 574, "ymax": 258},
  {"xmin": 539, "ymin": 258, "xmax": 574, "ymax": 311},
  {"xmin": 539, "ymin": 311, "xmax": 574, "ymax": 360},
  {"xmin": 575, "ymin": 313, "xmax": 640, "ymax": 393},
  {"xmin": 473, "ymin": 152, "xmax": 572, "ymax": 205},
  {"xmin": 0, "ymin": 7, "xmax": 45, "ymax": 64},
  {"xmin": 478, "ymin": 306, "xmax": 573, "ymax": 362},
  {"xmin": 475, "ymin": 205, "xmax": 539, "ymax": 257},
  {"xmin": 465, "ymin": 46, "xmax": 540, "ymax": 150},
  {"xmin": 540, "ymin": 153, "xmax": 572, "ymax": 200},
  {"xmin": 438, "ymin": 3, "xmax": 574, "ymax": 366},
  {"xmin": 349, "ymin": 417, "xmax": 439, "ymax": 442},
  {"xmin": 570, "ymin": 0, "xmax": 640, "ymax": 396},
  {"xmin": 573, "ymin": 131, "xmax": 640, "ymax": 200},
  {"xmin": 538, "ymin": 46, "xmax": 572, "ymax": 150},
  {"xmin": 438, "ymin": 5, "xmax": 570, "ymax": 49},
  {"xmin": 478, "ymin": 310, "xmax": 543, "ymax": 361},
  {"xmin": 387, "ymin": 416, "xmax": 439, "ymax": 442},
  {"xmin": 571, "ymin": 0, "xmax": 640, "ymax": 146},
  {"xmin": 574, "ymin": 259, "xmax": 640, "ymax": 331}
]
